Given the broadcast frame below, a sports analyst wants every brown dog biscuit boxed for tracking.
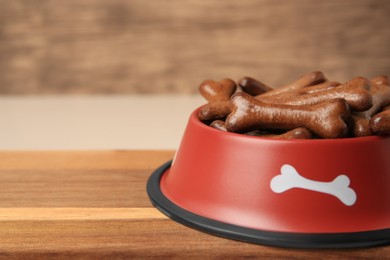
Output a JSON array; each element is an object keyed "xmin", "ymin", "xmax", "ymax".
[
  {"xmin": 198, "ymin": 78, "xmax": 237, "ymax": 121},
  {"xmin": 199, "ymin": 101, "xmax": 232, "ymax": 121},
  {"xmin": 260, "ymin": 71, "xmax": 326, "ymax": 97},
  {"xmin": 248, "ymin": 128, "xmax": 313, "ymax": 139},
  {"xmin": 279, "ymin": 127, "xmax": 313, "ymax": 139},
  {"xmin": 348, "ymin": 82, "xmax": 390, "ymax": 136},
  {"xmin": 209, "ymin": 121, "xmax": 311, "ymax": 139},
  {"xmin": 356, "ymin": 82, "xmax": 390, "ymax": 119},
  {"xmin": 348, "ymin": 115, "xmax": 372, "ymax": 137},
  {"xmin": 199, "ymin": 78, "xmax": 237, "ymax": 102},
  {"xmin": 238, "ymin": 76, "xmax": 273, "ymax": 96},
  {"xmin": 226, "ymin": 92, "xmax": 350, "ymax": 139},
  {"xmin": 257, "ymin": 77, "xmax": 373, "ymax": 112},
  {"xmin": 382, "ymin": 104, "xmax": 390, "ymax": 111},
  {"xmin": 297, "ymin": 81, "xmax": 341, "ymax": 95},
  {"xmin": 210, "ymin": 120, "xmax": 227, "ymax": 131},
  {"xmin": 371, "ymin": 75, "xmax": 389, "ymax": 86},
  {"xmin": 370, "ymin": 109, "xmax": 390, "ymax": 135},
  {"xmin": 255, "ymin": 81, "xmax": 340, "ymax": 100}
]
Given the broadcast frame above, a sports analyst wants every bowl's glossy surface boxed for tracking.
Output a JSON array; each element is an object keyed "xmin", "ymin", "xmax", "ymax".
[{"xmin": 148, "ymin": 107, "xmax": 390, "ymax": 247}]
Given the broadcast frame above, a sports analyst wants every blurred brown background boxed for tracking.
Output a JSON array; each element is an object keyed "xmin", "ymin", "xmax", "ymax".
[{"xmin": 0, "ymin": 0, "xmax": 389, "ymax": 95}]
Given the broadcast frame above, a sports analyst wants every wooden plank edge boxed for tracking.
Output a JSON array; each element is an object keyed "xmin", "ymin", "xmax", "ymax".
[
  {"xmin": 0, "ymin": 150, "xmax": 175, "ymax": 170},
  {"xmin": 0, "ymin": 207, "xmax": 168, "ymax": 221}
]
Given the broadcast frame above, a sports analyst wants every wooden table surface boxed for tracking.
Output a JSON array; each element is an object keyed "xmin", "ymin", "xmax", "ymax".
[{"xmin": 0, "ymin": 151, "xmax": 388, "ymax": 259}]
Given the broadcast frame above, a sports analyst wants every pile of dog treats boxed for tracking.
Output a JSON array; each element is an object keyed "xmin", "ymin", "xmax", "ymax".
[{"xmin": 198, "ymin": 71, "xmax": 390, "ymax": 139}]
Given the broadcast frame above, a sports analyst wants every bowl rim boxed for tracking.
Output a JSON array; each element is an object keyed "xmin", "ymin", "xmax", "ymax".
[{"xmin": 192, "ymin": 106, "xmax": 388, "ymax": 144}]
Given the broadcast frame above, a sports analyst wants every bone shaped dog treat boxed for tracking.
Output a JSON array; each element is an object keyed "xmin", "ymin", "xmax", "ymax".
[
  {"xmin": 348, "ymin": 115, "xmax": 371, "ymax": 137},
  {"xmin": 199, "ymin": 79, "xmax": 237, "ymax": 121},
  {"xmin": 209, "ymin": 120, "xmax": 312, "ymax": 139},
  {"xmin": 210, "ymin": 120, "xmax": 227, "ymax": 131},
  {"xmin": 370, "ymin": 106, "xmax": 390, "ymax": 135},
  {"xmin": 238, "ymin": 76, "xmax": 273, "ymax": 96},
  {"xmin": 371, "ymin": 75, "xmax": 389, "ymax": 86},
  {"xmin": 272, "ymin": 127, "xmax": 312, "ymax": 139},
  {"xmin": 270, "ymin": 164, "xmax": 357, "ymax": 206},
  {"xmin": 199, "ymin": 78, "xmax": 237, "ymax": 102},
  {"xmin": 245, "ymin": 128, "xmax": 312, "ymax": 139},
  {"xmin": 293, "ymin": 81, "xmax": 340, "ymax": 95},
  {"xmin": 256, "ymin": 77, "xmax": 373, "ymax": 112},
  {"xmin": 350, "ymin": 83, "xmax": 390, "ymax": 136},
  {"xmin": 260, "ymin": 71, "xmax": 326, "ymax": 97},
  {"xmin": 254, "ymin": 81, "xmax": 340, "ymax": 101},
  {"xmin": 358, "ymin": 82, "xmax": 390, "ymax": 118},
  {"xmin": 199, "ymin": 102, "xmax": 232, "ymax": 121},
  {"xmin": 226, "ymin": 92, "xmax": 350, "ymax": 139},
  {"xmin": 349, "ymin": 82, "xmax": 390, "ymax": 136}
]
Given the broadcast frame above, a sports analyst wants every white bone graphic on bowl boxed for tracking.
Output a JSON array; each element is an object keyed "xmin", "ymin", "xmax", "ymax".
[{"xmin": 270, "ymin": 164, "xmax": 357, "ymax": 206}]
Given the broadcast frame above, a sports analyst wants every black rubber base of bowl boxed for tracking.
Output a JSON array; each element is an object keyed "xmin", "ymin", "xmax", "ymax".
[{"xmin": 146, "ymin": 161, "xmax": 390, "ymax": 249}]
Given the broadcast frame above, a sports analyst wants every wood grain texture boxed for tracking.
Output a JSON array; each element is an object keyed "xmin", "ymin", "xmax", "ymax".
[
  {"xmin": 0, "ymin": 151, "xmax": 174, "ymax": 207},
  {"xmin": 0, "ymin": 208, "xmax": 166, "ymax": 220},
  {"xmin": 0, "ymin": 150, "xmax": 175, "ymax": 170},
  {"xmin": 0, "ymin": 220, "xmax": 388, "ymax": 259},
  {"xmin": 0, "ymin": 0, "xmax": 389, "ymax": 94},
  {"xmin": 0, "ymin": 151, "xmax": 388, "ymax": 259}
]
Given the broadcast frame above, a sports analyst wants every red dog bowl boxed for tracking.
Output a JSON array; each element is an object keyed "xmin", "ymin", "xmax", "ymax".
[{"xmin": 147, "ymin": 107, "xmax": 390, "ymax": 248}]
